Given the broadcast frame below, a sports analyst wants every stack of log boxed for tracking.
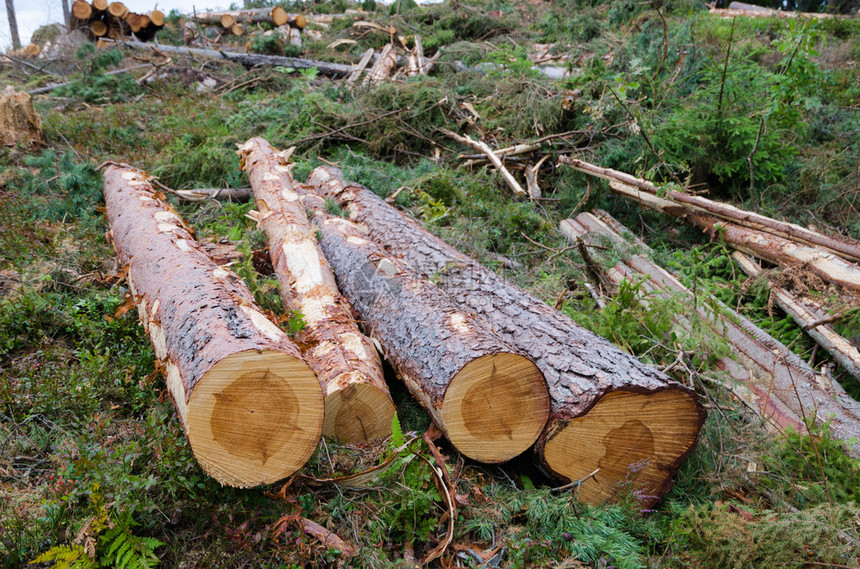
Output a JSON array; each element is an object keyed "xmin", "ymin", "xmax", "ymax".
[
  {"xmin": 70, "ymin": 0, "xmax": 164, "ymax": 42},
  {"xmin": 185, "ymin": 7, "xmax": 306, "ymax": 50},
  {"xmin": 104, "ymin": 138, "xmax": 706, "ymax": 507},
  {"xmin": 561, "ymin": 210, "xmax": 860, "ymax": 457}
]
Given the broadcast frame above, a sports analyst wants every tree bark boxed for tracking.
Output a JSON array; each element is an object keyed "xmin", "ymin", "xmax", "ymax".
[
  {"xmin": 559, "ymin": 156, "xmax": 860, "ymax": 264},
  {"xmin": 304, "ymin": 193, "xmax": 550, "ymax": 463},
  {"xmin": 306, "ymin": 166, "xmax": 705, "ymax": 506},
  {"xmin": 733, "ymin": 251, "xmax": 860, "ymax": 382},
  {"xmin": 61, "ymin": 0, "xmax": 71, "ymax": 26},
  {"xmin": 111, "ymin": 39, "xmax": 354, "ymax": 77},
  {"xmin": 104, "ymin": 164, "xmax": 324, "ymax": 487},
  {"xmin": 563, "ymin": 211, "xmax": 860, "ymax": 458},
  {"xmin": 239, "ymin": 137, "xmax": 396, "ymax": 443}
]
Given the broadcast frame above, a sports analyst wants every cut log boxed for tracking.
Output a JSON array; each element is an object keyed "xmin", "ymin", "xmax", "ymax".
[
  {"xmin": 71, "ymin": 0, "xmax": 92, "ymax": 20},
  {"xmin": 90, "ymin": 19, "xmax": 108, "ymax": 37},
  {"xmin": 93, "ymin": 0, "xmax": 108, "ymax": 11},
  {"xmin": 104, "ymin": 164, "xmax": 324, "ymax": 487},
  {"xmin": 562, "ymin": 211, "xmax": 860, "ymax": 457},
  {"xmin": 149, "ymin": 10, "xmax": 164, "ymax": 27},
  {"xmin": 238, "ymin": 138, "xmax": 395, "ymax": 443},
  {"xmin": 231, "ymin": 23, "xmax": 245, "ymax": 37},
  {"xmin": 733, "ymin": 252, "xmax": 860, "ymax": 382},
  {"xmin": 302, "ymin": 193, "xmax": 550, "ymax": 463},
  {"xmin": 194, "ymin": 7, "xmax": 302, "ymax": 28},
  {"xmin": 0, "ymin": 87, "xmax": 44, "ymax": 146},
  {"xmin": 306, "ymin": 166, "xmax": 705, "ymax": 506},
  {"xmin": 108, "ymin": 2, "xmax": 127, "ymax": 18},
  {"xmin": 559, "ymin": 156, "xmax": 860, "ymax": 264},
  {"xmin": 111, "ymin": 39, "xmax": 354, "ymax": 77}
]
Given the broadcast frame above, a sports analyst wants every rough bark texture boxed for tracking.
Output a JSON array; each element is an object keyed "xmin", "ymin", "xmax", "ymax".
[
  {"xmin": 560, "ymin": 157, "xmax": 860, "ymax": 264},
  {"xmin": 563, "ymin": 211, "xmax": 860, "ymax": 457},
  {"xmin": 0, "ymin": 87, "xmax": 43, "ymax": 146},
  {"xmin": 239, "ymin": 138, "xmax": 394, "ymax": 443},
  {"xmin": 306, "ymin": 166, "xmax": 705, "ymax": 504},
  {"xmin": 104, "ymin": 164, "xmax": 323, "ymax": 487},
  {"xmin": 305, "ymin": 196, "xmax": 549, "ymax": 463},
  {"xmin": 113, "ymin": 39, "xmax": 353, "ymax": 77}
]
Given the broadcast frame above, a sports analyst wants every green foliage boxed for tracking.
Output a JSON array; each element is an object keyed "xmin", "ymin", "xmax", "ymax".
[
  {"xmin": 667, "ymin": 501, "xmax": 859, "ymax": 568},
  {"xmin": 55, "ymin": 49, "xmax": 141, "ymax": 103},
  {"xmin": 564, "ymin": 278, "xmax": 677, "ymax": 363},
  {"xmin": 30, "ymin": 545, "xmax": 94, "ymax": 569},
  {"xmin": 763, "ymin": 422, "xmax": 860, "ymax": 506},
  {"xmin": 98, "ymin": 515, "xmax": 164, "ymax": 569},
  {"xmin": 10, "ymin": 150, "xmax": 103, "ymax": 225}
]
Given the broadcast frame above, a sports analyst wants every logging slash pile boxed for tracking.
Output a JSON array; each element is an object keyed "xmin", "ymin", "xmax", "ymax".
[{"xmin": 103, "ymin": 138, "xmax": 706, "ymax": 507}]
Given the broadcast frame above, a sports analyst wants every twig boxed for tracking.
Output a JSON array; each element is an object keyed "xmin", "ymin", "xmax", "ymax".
[
  {"xmin": 802, "ymin": 309, "xmax": 850, "ymax": 331},
  {"xmin": 440, "ymin": 128, "xmax": 527, "ymax": 197},
  {"xmin": 551, "ymin": 468, "xmax": 600, "ymax": 493},
  {"xmin": 5, "ymin": 54, "xmax": 63, "ymax": 78}
]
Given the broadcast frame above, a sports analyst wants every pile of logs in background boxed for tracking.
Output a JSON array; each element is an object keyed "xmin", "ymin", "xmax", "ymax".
[{"xmin": 70, "ymin": 0, "xmax": 164, "ymax": 41}]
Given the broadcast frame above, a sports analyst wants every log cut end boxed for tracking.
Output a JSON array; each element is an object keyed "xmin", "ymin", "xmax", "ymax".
[
  {"xmin": 443, "ymin": 353, "xmax": 549, "ymax": 463},
  {"xmin": 543, "ymin": 389, "xmax": 703, "ymax": 506},
  {"xmin": 185, "ymin": 349, "xmax": 323, "ymax": 488},
  {"xmin": 322, "ymin": 378, "xmax": 397, "ymax": 443}
]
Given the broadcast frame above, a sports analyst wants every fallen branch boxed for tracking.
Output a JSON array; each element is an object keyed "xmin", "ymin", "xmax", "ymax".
[
  {"xmin": 559, "ymin": 156, "xmax": 860, "ymax": 264},
  {"xmin": 733, "ymin": 252, "xmax": 860, "ymax": 381},
  {"xmin": 440, "ymin": 129, "xmax": 527, "ymax": 198},
  {"xmin": 108, "ymin": 39, "xmax": 354, "ymax": 77}
]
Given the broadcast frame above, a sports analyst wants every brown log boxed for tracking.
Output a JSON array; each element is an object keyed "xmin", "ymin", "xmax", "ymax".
[
  {"xmin": 559, "ymin": 156, "xmax": 860, "ymax": 264},
  {"xmin": 303, "ymin": 192, "xmax": 550, "ymax": 463},
  {"xmin": 733, "ymin": 252, "xmax": 860, "ymax": 382},
  {"xmin": 306, "ymin": 166, "xmax": 705, "ymax": 506},
  {"xmin": 239, "ymin": 138, "xmax": 395, "ymax": 443},
  {"xmin": 90, "ymin": 19, "xmax": 108, "ymax": 37},
  {"xmin": 149, "ymin": 10, "xmax": 164, "ymax": 27},
  {"xmin": 108, "ymin": 2, "xmax": 127, "ymax": 18},
  {"xmin": 92, "ymin": 0, "xmax": 108, "ymax": 11},
  {"xmin": 231, "ymin": 23, "xmax": 245, "ymax": 36},
  {"xmin": 0, "ymin": 87, "xmax": 44, "ymax": 146},
  {"xmin": 563, "ymin": 212, "xmax": 860, "ymax": 457},
  {"xmin": 104, "ymin": 164, "xmax": 324, "ymax": 487},
  {"xmin": 71, "ymin": 0, "xmax": 92, "ymax": 20},
  {"xmin": 124, "ymin": 12, "xmax": 143, "ymax": 32}
]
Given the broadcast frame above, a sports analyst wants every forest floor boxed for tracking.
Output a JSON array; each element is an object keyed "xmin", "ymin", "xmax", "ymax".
[{"xmin": 2, "ymin": 1, "xmax": 860, "ymax": 568}]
